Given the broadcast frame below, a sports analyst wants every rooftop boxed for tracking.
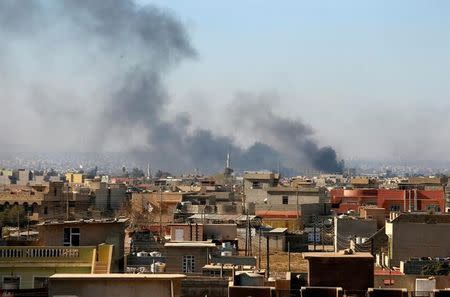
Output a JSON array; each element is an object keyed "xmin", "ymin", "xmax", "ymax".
[
  {"xmin": 303, "ymin": 252, "xmax": 373, "ymax": 259},
  {"xmin": 37, "ymin": 218, "xmax": 129, "ymax": 226},
  {"xmin": 50, "ymin": 273, "xmax": 186, "ymax": 280},
  {"xmin": 391, "ymin": 213, "xmax": 450, "ymax": 224},
  {"xmin": 165, "ymin": 241, "xmax": 216, "ymax": 248}
]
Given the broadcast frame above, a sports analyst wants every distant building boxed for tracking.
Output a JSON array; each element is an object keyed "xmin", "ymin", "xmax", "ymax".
[
  {"xmin": 243, "ymin": 171, "xmax": 279, "ymax": 204},
  {"xmin": 41, "ymin": 181, "xmax": 91, "ymax": 220},
  {"xmin": 16, "ymin": 169, "xmax": 30, "ymax": 186},
  {"xmin": 330, "ymin": 189, "xmax": 445, "ymax": 214},
  {"xmin": 65, "ymin": 172, "xmax": 85, "ymax": 185},
  {"xmin": 94, "ymin": 182, "xmax": 128, "ymax": 214}
]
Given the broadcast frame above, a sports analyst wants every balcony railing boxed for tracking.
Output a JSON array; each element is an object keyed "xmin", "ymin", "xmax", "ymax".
[{"xmin": 0, "ymin": 246, "xmax": 95, "ymax": 262}]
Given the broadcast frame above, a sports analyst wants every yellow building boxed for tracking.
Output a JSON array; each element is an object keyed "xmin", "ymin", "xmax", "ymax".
[
  {"xmin": 0, "ymin": 244, "xmax": 113, "ymax": 289},
  {"xmin": 65, "ymin": 172, "xmax": 85, "ymax": 184}
]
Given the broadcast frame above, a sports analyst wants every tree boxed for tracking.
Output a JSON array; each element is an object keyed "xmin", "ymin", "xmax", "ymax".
[{"xmin": 0, "ymin": 205, "xmax": 27, "ymax": 227}]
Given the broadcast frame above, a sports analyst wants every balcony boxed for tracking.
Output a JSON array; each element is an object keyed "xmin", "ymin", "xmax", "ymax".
[{"xmin": 0, "ymin": 246, "xmax": 96, "ymax": 267}]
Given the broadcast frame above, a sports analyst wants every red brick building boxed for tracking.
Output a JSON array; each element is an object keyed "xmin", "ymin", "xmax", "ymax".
[{"xmin": 330, "ymin": 189, "xmax": 444, "ymax": 214}]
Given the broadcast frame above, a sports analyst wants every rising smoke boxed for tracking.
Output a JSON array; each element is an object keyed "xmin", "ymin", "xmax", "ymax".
[{"xmin": 0, "ymin": 0, "xmax": 344, "ymax": 174}]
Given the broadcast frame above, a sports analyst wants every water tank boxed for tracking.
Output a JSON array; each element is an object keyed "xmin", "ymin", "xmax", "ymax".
[
  {"xmin": 151, "ymin": 262, "xmax": 166, "ymax": 273},
  {"xmin": 235, "ymin": 272, "xmax": 264, "ymax": 286},
  {"xmin": 149, "ymin": 251, "xmax": 162, "ymax": 257},
  {"xmin": 416, "ymin": 278, "xmax": 436, "ymax": 296}
]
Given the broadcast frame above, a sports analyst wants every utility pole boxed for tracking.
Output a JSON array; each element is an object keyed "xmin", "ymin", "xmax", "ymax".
[
  {"xmin": 313, "ymin": 216, "xmax": 317, "ymax": 251},
  {"xmin": 258, "ymin": 228, "xmax": 261, "ymax": 270},
  {"xmin": 266, "ymin": 235, "xmax": 270, "ymax": 278},
  {"xmin": 296, "ymin": 185, "xmax": 300, "ymax": 230},
  {"xmin": 321, "ymin": 218, "xmax": 325, "ymax": 251},
  {"xmin": 27, "ymin": 211, "xmax": 30, "ymax": 240},
  {"xmin": 17, "ymin": 209, "xmax": 20, "ymax": 238},
  {"xmin": 247, "ymin": 212, "xmax": 252, "ymax": 256},
  {"xmin": 288, "ymin": 241, "xmax": 291, "ymax": 272},
  {"xmin": 66, "ymin": 186, "xmax": 71, "ymax": 221},
  {"xmin": 159, "ymin": 187, "xmax": 163, "ymax": 239}
]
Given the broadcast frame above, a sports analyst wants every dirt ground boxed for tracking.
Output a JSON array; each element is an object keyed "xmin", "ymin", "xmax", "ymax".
[{"xmin": 259, "ymin": 252, "xmax": 309, "ymax": 273}]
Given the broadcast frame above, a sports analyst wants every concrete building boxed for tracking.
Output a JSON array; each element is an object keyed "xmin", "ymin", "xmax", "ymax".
[
  {"xmin": 65, "ymin": 172, "xmax": 85, "ymax": 185},
  {"xmin": 334, "ymin": 216, "xmax": 377, "ymax": 252},
  {"xmin": 164, "ymin": 241, "xmax": 216, "ymax": 274},
  {"xmin": 41, "ymin": 181, "xmax": 91, "ymax": 220},
  {"xmin": 16, "ymin": 169, "xmax": 30, "ymax": 186},
  {"xmin": 330, "ymin": 188, "xmax": 445, "ymax": 214},
  {"xmin": 0, "ymin": 244, "xmax": 113, "ymax": 289},
  {"xmin": 94, "ymin": 182, "xmax": 128, "ymax": 214},
  {"xmin": 49, "ymin": 274, "xmax": 186, "ymax": 297},
  {"xmin": 243, "ymin": 171, "xmax": 279, "ymax": 204},
  {"xmin": 37, "ymin": 219, "xmax": 128, "ymax": 272},
  {"xmin": 0, "ymin": 185, "xmax": 43, "ymax": 220},
  {"xmin": 359, "ymin": 206, "xmax": 386, "ymax": 229},
  {"xmin": 384, "ymin": 213, "xmax": 450, "ymax": 267},
  {"xmin": 303, "ymin": 252, "xmax": 374, "ymax": 293}
]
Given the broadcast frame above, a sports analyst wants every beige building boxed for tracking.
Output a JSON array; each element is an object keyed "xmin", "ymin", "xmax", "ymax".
[
  {"xmin": 37, "ymin": 219, "xmax": 128, "ymax": 272},
  {"xmin": 164, "ymin": 242, "xmax": 216, "ymax": 274},
  {"xmin": 65, "ymin": 172, "xmax": 85, "ymax": 185},
  {"xmin": 49, "ymin": 274, "xmax": 186, "ymax": 297},
  {"xmin": 41, "ymin": 181, "xmax": 91, "ymax": 220},
  {"xmin": 243, "ymin": 171, "xmax": 279, "ymax": 203},
  {"xmin": 385, "ymin": 213, "xmax": 450, "ymax": 267}
]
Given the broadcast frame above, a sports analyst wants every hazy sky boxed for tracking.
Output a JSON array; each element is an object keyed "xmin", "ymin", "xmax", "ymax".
[{"xmin": 141, "ymin": 0, "xmax": 450, "ymax": 161}]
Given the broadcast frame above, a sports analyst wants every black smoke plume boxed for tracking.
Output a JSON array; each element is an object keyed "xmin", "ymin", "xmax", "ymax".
[{"xmin": 0, "ymin": 0, "xmax": 344, "ymax": 174}]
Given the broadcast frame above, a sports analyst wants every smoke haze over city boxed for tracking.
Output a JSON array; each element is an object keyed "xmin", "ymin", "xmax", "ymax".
[{"xmin": 0, "ymin": 0, "xmax": 345, "ymax": 173}]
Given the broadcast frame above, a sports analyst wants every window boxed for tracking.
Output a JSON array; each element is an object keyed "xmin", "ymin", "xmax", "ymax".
[
  {"xmin": 390, "ymin": 205, "xmax": 401, "ymax": 211},
  {"xmin": 43, "ymin": 207, "xmax": 48, "ymax": 215},
  {"xmin": 282, "ymin": 196, "xmax": 289, "ymax": 205},
  {"xmin": 63, "ymin": 227, "xmax": 80, "ymax": 246},
  {"xmin": 2, "ymin": 276, "xmax": 20, "ymax": 290},
  {"xmin": 33, "ymin": 277, "xmax": 48, "ymax": 289},
  {"xmin": 182, "ymin": 255, "xmax": 195, "ymax": 273},
  {"xmin": 251, "ymin": 181, "xmax": 261, "ymax": 189}
]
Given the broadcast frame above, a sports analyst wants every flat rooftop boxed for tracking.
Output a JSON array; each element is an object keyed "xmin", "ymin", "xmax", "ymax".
[
  {"xmin": 303, "ymin": 252, "xmax": 373, "ymax": 259},
  {"xmin": 50, "ymin": 273, "xmax": 186, "ymax": 280},
  {"xmin": 165, "ymin": 241, "xmax": 216, "ymax": 248}
]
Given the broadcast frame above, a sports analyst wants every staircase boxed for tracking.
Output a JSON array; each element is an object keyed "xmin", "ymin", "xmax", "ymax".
[{"xmin": 93, "ymin": 262, "xmax": 109, "ymax": 274}]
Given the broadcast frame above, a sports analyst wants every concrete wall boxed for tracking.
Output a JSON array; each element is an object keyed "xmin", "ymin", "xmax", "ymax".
[
  {"xmin": 267, "ymin": 193, "xmax": 320, "ymax": 205},
  {"xmin": 169, "ymin": 224, "xmax": 204, "ymax": 241},
  {"xmin": 49, "ymin": 274, "xmax": 184, "ymax": 297},
  {"xmin": 203, "ymin": 224, "xmax": 237, "ymax": 241},
  {"xmin": 0, "ymin": 266, "xmax": 90, "ymax": 289},
  {"xmin": 94, "ymin": 183, "xmax": 127, "ymax": 211},
  {"xmin": 389, "ymin": 221, "xmax": 450, "ymax": 266},
  {"xmin": 306, "ymin": 255, "xmax": 374, "ymax": 292},
  {"xmin": 334, "ymin": 217, "xmax": 377, "ymax": 251}
]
